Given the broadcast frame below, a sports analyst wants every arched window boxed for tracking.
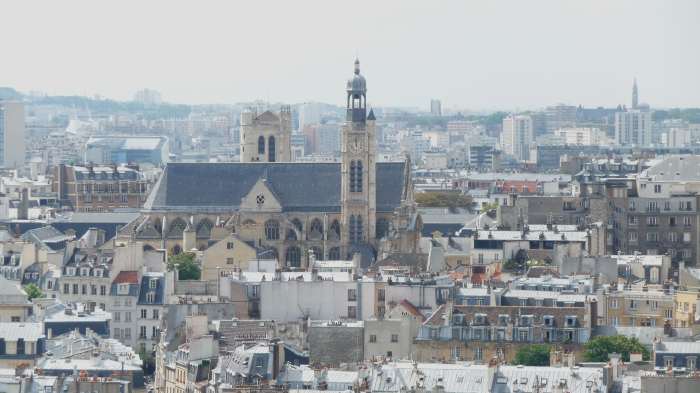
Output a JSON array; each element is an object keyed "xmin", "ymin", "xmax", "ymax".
[
  {"xmin": 264, "ymin": 220, "xmax": 280, "ymax": 240},
  {"xmin": 286, "ymin": 246, "xmax": 301, "ymax": 267},
  {"xmin": 350, "ymin": 161, "xmax": 356, "ymax": 192},
  {"xmin": 171, "ymin": 244, "xmax": 182, "ymax": 255},
  {"xmin": 350, "ymin": 160, "xmax": 363, "ymax": 192},
  {"xmin": 355, "ymin": 161, "xmax": 363, "ymax": 192},
  {"xmin": 349, "ymin": 215, "xmax": 363, "ymax": 244},
  {"xmin": 268, "ymin": 136, "xmax": 276, "ymax": 162},
  {"xmin": 258, "ymin": 136, "xmax": 265, "ymax": 155},
  {"xmin": 376, "ymin": 218, "xmax": 390, "ymax": 239},
  {"xmin": 291, "ymin": 218, "xmax": 303, "ymax": 232},
  {"xmin": 309, "ymin": 218, "xmax": 324, "ymax": 240},
  {"xmin": 196, "ymin": 218, "xmax": 214, "ymax": 237},
  {"xmin": 167, "ymin": 217, "xmax": 188, "ymax": 238},
  {"xmin": 328, "ymin": 247, "xmax": 341, "ymax": 260},
  {"xmin": 286, "ymin": 228, "xmax": 297, "ymax": 241},
  {"xmin": 329, "ymin": 220, "xmax": 341, "ymax": 241},
  {"xmin": 310, "ymin": 246, "xmax": 324, "ymax": 261}
]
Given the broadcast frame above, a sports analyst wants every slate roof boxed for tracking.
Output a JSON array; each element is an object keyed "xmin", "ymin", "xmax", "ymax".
[
  {"xmin": 137, "ymin": 273, "xmax": 165, "ymax": 305},
  {"xmin": 20, "ymin": 226, "xmax": 72, "ymax": 250},
  {"xmin": 111, "ymin": 271, "xmax": 140, "ymax": 296},
  {"xmin": 144, "ymin": 162, "xmax": 406, "ymax": 213},
  {"xmin": 643, "ymin": 155, "xmax": 700, "ymax": 181}
]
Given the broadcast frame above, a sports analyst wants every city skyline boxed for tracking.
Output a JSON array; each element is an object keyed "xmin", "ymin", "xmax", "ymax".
[{"xmin": 1, "ymin": 0, "xmax": 699, "ymax": 109}]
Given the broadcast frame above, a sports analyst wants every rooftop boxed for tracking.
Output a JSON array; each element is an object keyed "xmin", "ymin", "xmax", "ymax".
[
  {"xmin": 655, "ymin": 340, "xmax": 700, "ymax": 354},
  {"xmin": 0, "ymin": 322, "xmax": 44, "ymax": 341},
  {"xmin": 144, "ymin": 162, "xmax": 407, "ymax": 213}
]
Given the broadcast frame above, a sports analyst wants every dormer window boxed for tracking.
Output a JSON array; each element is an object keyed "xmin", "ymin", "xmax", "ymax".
[
  {"xmin": 149, "ymin": 279, "xmax": 157, "ymax": 289},
  {"xmin": 118, "ymin": 283, "xmax": 130, "ymax": 295},
  {"xmin": 147, "ymin": 292, "xmax": 156, "ymax": 303},
  {"xmin": 81, "ymin": 268, "xmax": 89, "ymax": 276},
  {"xmin": 67, "ymin": 267, "xmax": 76, "ymax": 276},
  {"xmin": 95, "ymin": 269, "xmax": 102, "ymax": 277}
]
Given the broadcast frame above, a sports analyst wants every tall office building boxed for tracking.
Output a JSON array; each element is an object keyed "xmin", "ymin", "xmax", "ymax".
[
  {"xmin": 430, "ymin": 99, "xmax": 442, "ymax": 116},
  {"xmin": 501, "ymin": 114, "xmax": 533, "ymax": 161},
  {"xmin": 614, "ymin": 110, "xmax": 652, "ymax": 147},
  {"xmin": 133, "ymin": 88, "xmax": 162, "ymax": 106},
  {"xmin": 544, "ymin": 104, "xmax": 577, "ymax": 133},
  {"xmin": 0, "ymin": 101, "xmax": 26, "ymax": 169},
  {"xmin": 298, "ymin": 102, "xmax": 322, "ymax": 132}
]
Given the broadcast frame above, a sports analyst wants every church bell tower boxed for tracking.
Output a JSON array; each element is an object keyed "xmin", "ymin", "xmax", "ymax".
[{"xmin": 341, "ymin": 59, "xmax": 377, "ymax": 254}]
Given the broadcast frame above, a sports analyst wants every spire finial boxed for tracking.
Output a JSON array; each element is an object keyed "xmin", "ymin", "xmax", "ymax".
[{"xmin": 354, "ymin": 58, "xmax": 360, "ymax": 75}]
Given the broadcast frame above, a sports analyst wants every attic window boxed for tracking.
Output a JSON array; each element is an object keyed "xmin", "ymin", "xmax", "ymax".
[
  {"xmin": 149, "ymin": 279, "xmax": 157, "ymax": 289},
  {"xmin": 147, "ymin": 292, "xmax": 156, "ymax": 303}
]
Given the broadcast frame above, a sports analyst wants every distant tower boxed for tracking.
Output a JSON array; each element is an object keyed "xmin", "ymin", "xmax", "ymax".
[
  {"xmin": 341, "ymin": 59, "xmax": 377, "ymax": 254},
  {"xmin": 632, "ymin": 78, "xmax": 639, "ymax": 109},
  {"xmin": 239, "ymin": 106, "xmax": 292, "ymax": 162}
]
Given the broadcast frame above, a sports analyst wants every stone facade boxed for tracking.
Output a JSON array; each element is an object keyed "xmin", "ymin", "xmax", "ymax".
[
  {"xmin": 240, "ymin": 107, "xmax": 292, "ymax": 163},
  {"xmin": 121, "ymin": 60, "xmax": 419, "ymax": 267},
  {"xmin": 307, "ymin": 321, "xmax": 364, "ymax": 367}
]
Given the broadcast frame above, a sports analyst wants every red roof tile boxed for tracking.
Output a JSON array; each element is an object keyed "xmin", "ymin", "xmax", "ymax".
[
  {"xmin": 471, "ymin": 273, "xmax": 486, "ymax": 285},
  {"xmin": 399, "ymin": 299, "xmax": 425, "ymax": 321},
  {"xmin": 113, "ymin": 271, "xmax": 139, "ymax": 285}
]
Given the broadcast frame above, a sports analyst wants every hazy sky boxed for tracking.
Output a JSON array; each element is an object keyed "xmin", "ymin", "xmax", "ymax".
[{"xmin": 1, "ymin": 0, "xmax": 698, "ymax": 110}]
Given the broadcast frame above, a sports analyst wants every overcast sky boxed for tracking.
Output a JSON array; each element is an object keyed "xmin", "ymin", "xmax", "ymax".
[{"xmin": 1, "ymin": 0, "xmax": 698, "ymax": 110}]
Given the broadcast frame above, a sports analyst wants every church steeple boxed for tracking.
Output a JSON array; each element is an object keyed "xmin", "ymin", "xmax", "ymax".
[
  {"xmin": 346, "ymin": 58, "xmax": 367, "ymax": 124},
  {"xmin": 341, "ymin": 59, "xmax": 377, "ymax": 254},
  {"xmin": 632, "ymin": 78, "xmax": 639, "ymax": 109}
]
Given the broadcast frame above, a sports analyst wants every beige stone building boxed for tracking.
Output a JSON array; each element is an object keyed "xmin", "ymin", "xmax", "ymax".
[
  {"xmin": 604, "ymin": 287, "xmax": 674, "ymax": 327},
  {"xmin": 0, "ymin": 276, "xmax": 33, "ymax": 322},
  {"xmin": 200, "ymin": 234, "xmax": 258, "ymax": 284},
  {"xmin": 240, "ymin": 107, "xmax": 292, "ymax": 163}
]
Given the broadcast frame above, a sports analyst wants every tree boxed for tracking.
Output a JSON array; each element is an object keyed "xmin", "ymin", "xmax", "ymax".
[
  {"xmin": 480, "ymin": 201, "xmax": 499, "ymax": 214},
  {"xmin": 514, "ymin": 344, "xmax": 551, "ymax": 366},
  {"xmin": 504, "ymin": 249, "xmax": 529, "ymax": 272},
  {"xmin": 584, "ymin": 335, "xmax": 650, "ymax": 362},
  {"xmin": 415, "ymin": 192, "xmax": 472, "ymax": 209},
  {"xmin": 167, "ymin": 252, "xmax": 201, "ymax": 280},
  {"xmin": 24, "ymin": 283, "xmax": 43, "ymax": 300}
]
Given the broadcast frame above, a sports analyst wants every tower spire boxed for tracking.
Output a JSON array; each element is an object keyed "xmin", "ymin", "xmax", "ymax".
[{"xmin": 632, "ymin": 77, "xmax": 639, "ymax": 109}]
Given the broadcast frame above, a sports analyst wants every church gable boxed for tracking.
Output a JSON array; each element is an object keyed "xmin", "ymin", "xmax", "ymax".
[
  {"xmin": 240, "ymin": 178, "xmax": 283, "ymax": 213},
  {"xmin": 255, "ymin": 110, "xmax": 279, "ymax": 123}
]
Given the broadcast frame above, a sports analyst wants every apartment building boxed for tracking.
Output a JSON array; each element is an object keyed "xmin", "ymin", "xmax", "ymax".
[
  {"xmin": 604, "ymin": 287, "xmax": 674, "ymax": 327},
  {"xmin": 53, "ymin": 164, "xmax": 152, "ymax": 212},
  {"xmin": 415, "ymin": 289, "xmax": 596, "ymax": 363}
]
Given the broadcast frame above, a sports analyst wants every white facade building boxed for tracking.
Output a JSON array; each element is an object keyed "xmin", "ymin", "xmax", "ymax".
[
  {"xmin": 554, "ymin": 127, "xmax": 604, "ymax": 146},
  {"xmin": 501, "ymin": 114, "xmax": 533, "ymax": 161},
  {"xmin": 0, "ymin": 101, "xmax": 26, "ymax": 169},
  {"xmin": 615, "ymin": 109, "xmax": 652, "ymax": 146}
]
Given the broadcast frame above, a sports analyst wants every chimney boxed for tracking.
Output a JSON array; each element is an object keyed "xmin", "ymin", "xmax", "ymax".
[
  {"xmin": 18, "ymin": 188, "xmax": 29, "ymax": 220},
  {"xmin": 608, "ymin": 353, "xmax": 621, "ymax": 380}
]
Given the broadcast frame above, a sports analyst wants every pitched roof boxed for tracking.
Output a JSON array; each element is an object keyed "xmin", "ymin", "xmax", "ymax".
[
  {"xmin": 144, "ymin": 162, "xmax": 406, "ymax": 213},
  {"xmin": 398, "ymin": 299, "xmax": 424, "ymax": 321},
  {"xmin": 113, "ymin": 270, "xmax": 139, "ymax": 285},
  {"xmin": 137, "ymin": 273, "xmax": 165, "ymax": 305}
]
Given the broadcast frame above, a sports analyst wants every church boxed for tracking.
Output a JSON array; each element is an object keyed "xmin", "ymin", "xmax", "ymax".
[{"xmin": 120, "ymin": 60, "xmax": 421, "ymax": 268}]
